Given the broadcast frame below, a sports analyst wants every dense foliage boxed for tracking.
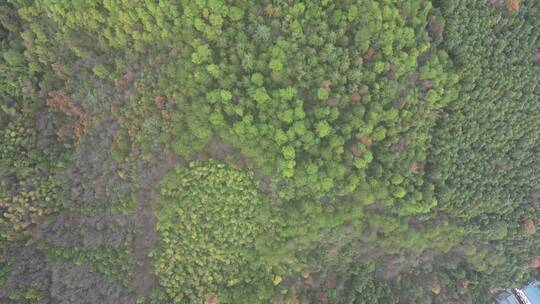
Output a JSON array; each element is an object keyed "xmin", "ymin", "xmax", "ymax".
[
  {"xmin": 121, "ymin": 0, "xmax": 459, "ymax": 208},
  {"xmin": 0, "ymin": 0, "xmax": 539, "ymax": 303},
  {"xmin": 0, "ymin": 2, "xmax": 73, "ymax": 241},
  {"xmin": 427, "ymin": 0, "xmax": 540, "ymax": 298},
  {"xmin": 153, "ymin": 161, "xmax": 273, "ymax": 303}
]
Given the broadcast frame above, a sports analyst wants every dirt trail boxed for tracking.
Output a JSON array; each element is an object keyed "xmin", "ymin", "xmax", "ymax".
[{"xmin": 132, "ymin": 151, "xmax": 183, "ymax": 295}]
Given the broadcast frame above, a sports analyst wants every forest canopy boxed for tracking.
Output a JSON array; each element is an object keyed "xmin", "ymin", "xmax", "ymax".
[{"xmin": 1, "ymin": 0, "xmax": 539, "ymax": 303}]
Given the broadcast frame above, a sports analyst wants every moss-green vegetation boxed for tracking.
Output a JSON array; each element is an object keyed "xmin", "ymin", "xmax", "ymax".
[
  {"xmin": 9, "ymin": 287, "xmax": 43, "ymax": 304},
  {"xmin": 0, "ymin": 5, "xmax": 71, "ymax": 241},
  {"xmin": 338, "ymin": 263, "xmax": 398, "ymax": 304},
  {"xmin": 37, "ymin": 241, "xmax": 134, "ymax": 285},
  {"xmin": 0, "ymin": 261, "xmax": 9, "ymax": 289}
]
